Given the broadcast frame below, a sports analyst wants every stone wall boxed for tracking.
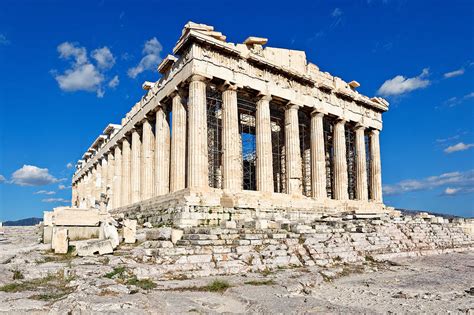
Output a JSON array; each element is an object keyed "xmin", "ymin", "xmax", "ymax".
[{"xmin": 133, "ymin": 215, "xmax": 473, "ymax": 279}]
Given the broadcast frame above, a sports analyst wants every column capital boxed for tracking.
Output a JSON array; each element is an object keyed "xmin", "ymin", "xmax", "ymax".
[
  {"xmin": 370, "ymin": 128, "xmax": 380, "ymax": 135},
  {"xmin": 257, "ymin": 93, "xmax": 272, "ymax": 102},
  {"xmin": 334, "ymin": 117, "xmax": 347, "ymax": 125},
  {"xmin": 311, "ymin": 109, "xmax": 326, "ymax": 117},
  {"xmin": 219, "ymin": 81, "xmax": 238, "ymax": 92},
  {"xmin": 285, "ymin": 102, "xmax": 300, "ymax": 110},
  {"xmin": 354, "ymin": 123, "xmax": 366, "ymax": 130},
  {"xmin": 189, "ymin": 74, "xmax": 208, "ymax": 83},
  {"xmin": 170, "ymin": 87, "xmax": 187, "ymax": 99}
]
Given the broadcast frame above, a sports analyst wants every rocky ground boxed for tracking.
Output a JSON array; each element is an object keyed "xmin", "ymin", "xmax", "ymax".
[{"xmin": 0, "ymin": 226, "xmax": 473, "ymax": 314}]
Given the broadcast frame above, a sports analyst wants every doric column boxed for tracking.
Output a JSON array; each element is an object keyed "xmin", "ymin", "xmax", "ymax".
[
  {"xmin": 155, "ymin": 106, "xmax": 170, "ymax": 195},
  {"xmin": 285, "ymin": 103, "xmax": 302, "ymax": 195},
  {"xmin": 71, "ymin": 182, "xmax": 77, "ymax": 207},
  {"xmin": 113, "ymin": 145, "xmax": 122, "ymax": 208},
  {"xmin": 221, "ymin": 84, "xmax": 242, "ymax": 191},
  {"xmin": 93, "ymin": 165, "xmax": 100, "ymax": 206},
  {"xmin": 121, "ymin": 137, "xmax": 131, "ymax": 206},
  {"xmin": 85, "ymin": 170, "xmax": 92, "ymax": 207},
  {"xmin": 256, "ymin": 94, "xmax": 273, "ymax": 193},
  {"xmin": 187, "ymin": 75, "xmax": 209, "ymax": 189},
  {"xmin": 333, "ymin": 119, "xmax": 348, "ymax": 200},
  {"xmin": 106, "ymin": 151, "xmax": 115, "ymax": 209},
  {"xmin": 369, "ymin": 129, "xmax": 383, "ymax": 202},
  {"xmin": 131, "ymin": 129, "xmax": 141, "ymax": 203},
  {"xmin": 170, "ymin": 91, "xmax": 186, "ymax": 192},
  {"xmin": 310, "ymin": 110, "xmax": 327, "ymax": 199},
  {"xmin": 355, "ymin": 125, "xmax": 368, "ymax": 200},
  {"xmin": 100, "ymin": 156, "xmax": 108, "ymax": 198},
  {"xmin": 141, "ymin": 118, "xmax": 155, "ymax": 200}
]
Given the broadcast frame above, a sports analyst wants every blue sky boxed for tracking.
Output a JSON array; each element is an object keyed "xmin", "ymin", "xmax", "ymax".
[{"xmin": 0, "ymin": 0, "xmax": 473, "ymax": 220}]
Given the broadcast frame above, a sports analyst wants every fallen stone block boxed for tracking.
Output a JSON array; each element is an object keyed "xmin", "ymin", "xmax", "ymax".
[
  {"xmin": 123, "ymin": 219, "xmax": 137, "ymax": 244},
  {"xmin": 100, "ymin": 222, "xmax": 120, "ymax": 248},
  {"xmin": 143, "ymin": 222, "xmax": 153, "ymax": 228},
  {"xmin": 53, "ymin": 208, "xmax": 101, "ymax": 226},
  {"xmin": 146, "ymin": 227, "xmax": 172, "ymax": 240},
  {"xmin": 171, "ymin": 229, "xmax": 184, "ymax": 244},
  {"xmin": 75, "ymin": 239, "xmax": 114, "ymax": 256},
  {"xmin": 53, "ymin": 228, "xmax": 69, "ymax": 254}
]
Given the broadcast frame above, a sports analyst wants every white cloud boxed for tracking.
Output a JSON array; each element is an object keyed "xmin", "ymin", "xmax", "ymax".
[
  {"xmin": 58, "ymin": 184, "xmax": 71, "ymax": 190},
  {"xmin": 0, "ymin": 175, "xmax": 5, "ymax": 183},
  {"xmin": 444, "ymin": 142, "xmax": 474, "ymax": 154},
  {"xmin": 42, "ymin": 198, "xmax": 70, "ymax": 203},
  {"xmin": 0, "ymin": 34, "xmax": 10, "ymax": 46},
  {"xmin": 53, "ymin": 42, "xmax": 116, "ymax": 98},
  {"xmin": 92, "ymin": 47, "xmax": 115, "ymax": 69},
  {"xmin": 108, "ymin": 75, "xmax": 119, "ymax": 88},
  {"xmin": 442, "ymin": 186, "xmax": 474, "ymax": 196},
  {"xmin": 331, "ymin": 8, "xmax": 342, "ymax": 17},
  {"xmin": 34, "ymin": 190, "xmax": 56, "ymax": 195},
  {"xmin": 383, "ymin": 169, "xmax": 474, "ymax": 196},
  {"xmin": 443, "ymin": 68, "xmax": 464, "ymax": 78},
  {"xmin": 377, "ymin": 68, "xmax": 430, "ymax": 97},
  {"xmin": 66, "ymin": 162, "xmax": 73, "ymax": 169},
  {"xmin": 10, "ymin": 165, "xmax": 60, "ymax": 186},
  {"xmin": 127, "ymin": 37, "xmax": 163, "ymax": 78},
  {"xmin": 445, "ymin": 92, "xmax": 474, "ymax": 107}
]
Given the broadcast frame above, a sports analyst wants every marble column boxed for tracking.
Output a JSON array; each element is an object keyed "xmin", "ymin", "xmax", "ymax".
[
  {"xmin": 310, "ymin": 111, "xmax": 327, "ymax": 199},
  {"xmin": 100, "ymin": 156, "xmax": 108, "ymax": 197},
  {"xmin": 85, "ymin": 170, "xmax": 92, "ymax": 207},
  {"xmin": 113, "ymin": 145, "xmax": 122, "ymax": 208},
  {"xmin": 155, "ymin": 106, "xmax": 170, "ymax": 195},
  {"xmin": 187, "ymin": 75, "xmax": 209, "ymax": 188},
  {"xmin": 106, "ymin": 151, "xmax": 115, "ymax": 209},
  {"xmin": 221, "ymin": 84, "xmax": 242, "ymax": 191},
  {"xmin": 333, "ymin": 119, "xmax": 348, "ymax": 200},
  {"xmin": 369, "ymin": 129, "xmax": 383, "ymax": 202},
  {"xmin": 170, "ymin": 91, "xmax": 186, "ymax": 192},
  {"xmin": 121, "ymin": 137, "xmax": 131, "ymax": 206},
  {"xmin": 141, "ymin": 118, "xmax": 155, "ymax": 200},
  {"xmin": 355, "ymin": 125, "xmax": 368, "ymax": 200},
  {"xmin": 71, "ymin": 182, "xmax": 77, "ymax": 207},
  {"xmin": 256, "ymin": 94, "xmax": 273, "ymax": 193},
  {"xmin": 131, "ymin": 129, "xmax": 141, "ymax": 203},
  {"xmin": 93, "ymin": 165, "xmax": 100, "ymax": 206},
  {"xmin": 285, "ymin": 103, "xmax": 302, "ymax": 195}
]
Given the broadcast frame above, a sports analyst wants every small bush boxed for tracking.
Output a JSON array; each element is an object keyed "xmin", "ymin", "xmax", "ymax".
[
  {"xmin": 104, "ymin": 266, "xmax": 127, "ymax": 279},
  {"xmin": 12, "ymin": 270, "xmax": 24, "ymax": 280},
  {"xmin": 126, "ymin": 277, "xmax": 157, "ymax": 290},
  {"xmin": 244, "ymin": 279, "xmax": 275, "ymax": 286},
  {"xmin": 206, "ymin": 279, "xmax": 230, "ymax": 293}
]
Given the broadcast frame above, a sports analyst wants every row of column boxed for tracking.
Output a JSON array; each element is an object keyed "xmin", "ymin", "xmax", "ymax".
[{"xmin": 74, "ymin": 75, "xmax": 383, "ymax": 209}]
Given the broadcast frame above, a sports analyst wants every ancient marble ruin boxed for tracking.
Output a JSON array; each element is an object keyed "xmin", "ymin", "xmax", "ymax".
[{"xmin": 71, "ymin": 22, "xmax": 391, "ymax": 227}]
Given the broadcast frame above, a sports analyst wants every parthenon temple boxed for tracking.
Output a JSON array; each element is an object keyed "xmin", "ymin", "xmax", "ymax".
[{"xmin": 71, "ymin": 22, "xmax": 391, "ymax": 227}]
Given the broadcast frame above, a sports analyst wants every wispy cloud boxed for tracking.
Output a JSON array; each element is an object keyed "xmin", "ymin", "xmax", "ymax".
[
  {"xmin": 383, "ymin": 169, "xmax": 474, "ymax": 196},
  {"xmin": 444, "ymin": 142, "xmax": 474, "ymax": 154},
  {"xmin": 0, "ymin": 34, "xmax": 10, "ymax": 46},
  {"xmin": 377, "ymin": 68, "xmax": 430, "ymax": 97},
  {"xmin": 0, "ymin": 174, "xmax": 5, "ymax": 183},
  {"xmin": 42, "ymin": 198, "xmax": 70, "ymax": 203},
  {"xmin": 53, "ymin": 42, "xmax": 116, "ymax": 98},
  {"xmin": 331, "ymin": 8, "xmax": 342, "ymax": 17},
  {"xmin": 443, "ymin": 68, "xmax": 465, "ymax": 78},
  {"xmin": 66, "ymin": 162, "xmax": 73, "ymax": 169},
  {"xmin": 10, "ymin": 165, "xmax": 61, "ymax": 186},
  {"xmin": 127, "ymin": 37, "xmax": 163, "ymax": 78},
  {"xmin": 444, "ymin": 92, "xmax": 474, "ymax": 107},
  {"xmin": 58, "ymin": 184, "xmax": 71, "ymax": 190},
  {"xmin": 442, "ymin": 186, "xmax": 474, "ymax": 196},
  {"xmin": 108, "ymin": 75, "xmax": 119, "ymax": 88},
  {"xmin": 34, "ymin": 190, "xmax": 56, "ymax": 195}
]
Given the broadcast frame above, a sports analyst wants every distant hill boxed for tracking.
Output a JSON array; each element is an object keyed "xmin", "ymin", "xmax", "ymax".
[
  {"xmin": 2, "ymin": 217, "xmax": 42, "ymax": 226},
  {"xmin": 395, "ymin": 208, "xmax": 465, "ymax": 219}
]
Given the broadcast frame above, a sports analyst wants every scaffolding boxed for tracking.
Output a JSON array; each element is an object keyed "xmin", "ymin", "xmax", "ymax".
[
  {"xmin": 271, "ymin": 105, "xmax": 286, "ymax": 193},
  {"xmin": 345, "ymin": 123, "xmax": 356, "ymax": 199},
  {"xmin": 238, "ymin": 94, "xmax": 257, "ymax": 191},
  {"xmin": 323, "ymin": 116, "xmax": 335, "ymax": 199},
  {"xmin": 299, "ymin": 110, "xmax": 311, "ymax": 197},
  {"xmin": 206, "ymin": 87, "xmax": 223, "ymax": 189}
]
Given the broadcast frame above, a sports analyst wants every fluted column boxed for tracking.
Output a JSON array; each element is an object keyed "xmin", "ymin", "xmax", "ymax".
[
  {"xmin": 107, "ymin": 151, "xmax": 115, "ymax": 209},
  {"xmin": 221, "ymin": 84, "xmax": 242, "ymax": 191},
  {"xmin": 85, "ymin": 170, "xmax": 92, "ymax": 207},
  {"xmin": 93, "ymin": 165, "xmax": 100, "ymax": 206},
  {"xmin": 256, "ymin": 94, "xmax": 273, "ymax": 193},
  {"xmin": 170, "ymin": 91, "xmax": 186, "ymax": 192},
  {"xmin": 121, "ymin": 137, "xmax": 131, "ymax": 206},
  {"xmin": 187, "ymin": 75, "xmax": 209, "ymax": 189},
  {"xmin": 131, "ymin": 129, "xmax": 141, "ymax": 203},
  {"xmin": 333, "ymin": 119, "xmax": 348, "ymax": 200},
  {"xmin": 355, "ymin": 125, "xmax": 368, "ymax": 200},
  {"xmin": 310, "ymin": 111, "xmax": 327, "ymax": 199},
  {"xmin": 155, "ymin": 106, "xmax": 170, "ymax": 195},
  {"xmin": 113, "ymin": 145, "xmax": 122, "ymax": 208},
  {"xmin": 141, "ymin": 118, "xmax": 155, "ymax": 200},
  {"xmin": 71, "ymin": 182, "xmax": 78, "ymax": 207},
  {"xmin": 369, "ymin": 129, "xmax": 383, "ymax": 202},
  {"xmin": 100, "ymin": 156, "xmax": 108, "ymax": 197},
  {"xmin": 285, "ymin": 103, "xmax": 302, "ymax": 195}
]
